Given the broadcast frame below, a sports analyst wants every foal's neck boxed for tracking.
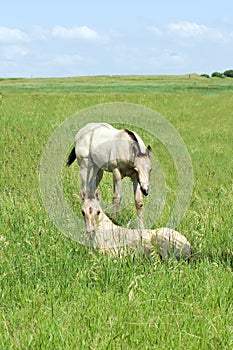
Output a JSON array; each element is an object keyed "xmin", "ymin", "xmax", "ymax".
[{"xmin": 98, "ymin": 210, "xmax": 116, "ymax": 231}]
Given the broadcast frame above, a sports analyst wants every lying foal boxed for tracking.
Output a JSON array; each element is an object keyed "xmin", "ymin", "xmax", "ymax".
[{"xmin": 81, "ymin": 192, "xmax": 192, "ymax": 260}]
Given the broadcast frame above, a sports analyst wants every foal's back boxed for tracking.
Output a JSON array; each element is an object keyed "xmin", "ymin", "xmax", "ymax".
[{"xmin": 74, "ymin": 123, "xmax": 119, "ymax": 160}]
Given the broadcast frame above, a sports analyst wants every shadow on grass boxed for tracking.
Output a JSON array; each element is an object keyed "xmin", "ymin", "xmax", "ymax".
[{"xmin": 190, "ymin": 249, "xmax": 233, "ymax": 269}]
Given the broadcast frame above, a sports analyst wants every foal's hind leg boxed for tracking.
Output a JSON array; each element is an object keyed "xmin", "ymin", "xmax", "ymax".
[
  {"xmin": 79, "ymin": 158, "xmax": 92, "ymax": 199},
  {"xmin": 112, "ymin": 168, "xmax": 122, "ymax": 212}
]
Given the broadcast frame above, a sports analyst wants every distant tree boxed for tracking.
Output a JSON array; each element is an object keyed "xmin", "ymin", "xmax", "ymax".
[
  {"xmin": 224, "ymin": 70, "xmax": 233, "ymax": 78},
  {"xmin": 211, "ymin": 72, "xmax": 225, "ymax": 78},
  {"xmin": 200, "ymin": 74, "xmax": 210, "ymax": 78}
]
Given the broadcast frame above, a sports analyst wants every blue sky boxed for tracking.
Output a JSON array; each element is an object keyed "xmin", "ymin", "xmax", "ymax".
[{"xmin": 1, "ymin": 0, "xmax": 233, "ymax": 77}]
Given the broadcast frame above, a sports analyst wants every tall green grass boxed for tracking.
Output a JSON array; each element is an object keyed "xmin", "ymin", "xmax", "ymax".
[{"xmin": 1, "ymin": 76, "xmax": 232, "ymax": 349}]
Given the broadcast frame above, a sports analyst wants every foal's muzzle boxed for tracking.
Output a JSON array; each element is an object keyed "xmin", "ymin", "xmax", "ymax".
[
  {"xmin": 88, "ymin": 230, "xmax": 96, "ymax": 239},
  {"xmin": 140, "ymin": 184, "xmax": 149, "ymax": 196}
]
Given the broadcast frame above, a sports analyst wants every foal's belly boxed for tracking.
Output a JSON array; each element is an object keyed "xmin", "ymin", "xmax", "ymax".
[{"xmin": 97, "ymin": 158, "xmax": 135, "ymax": 178}]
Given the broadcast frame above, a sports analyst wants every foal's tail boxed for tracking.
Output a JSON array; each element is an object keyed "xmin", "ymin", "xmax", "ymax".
[{"xmin": 66, "ymin": 147, "xmax": 76, "ymax": 166}]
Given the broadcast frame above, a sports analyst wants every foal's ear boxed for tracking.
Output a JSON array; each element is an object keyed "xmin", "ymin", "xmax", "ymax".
[
  {"xmin": 81, "ymin": 189, "xmax": 86, "ymax": 201},
  {"xmin": 131, "ymin": 142, "xmax": 139, "ymax": 158},
  {"xmin": 146, "ymin": 145, "xmax": 152, "ymax": 157},
  {"xmin": 94, "ymin": 188, "xmax": 101, "ymax": 201}
]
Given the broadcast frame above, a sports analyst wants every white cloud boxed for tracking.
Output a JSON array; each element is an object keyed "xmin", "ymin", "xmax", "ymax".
[
  {"xmin": 167, "ymin": 21, "xmax": 223, "ymax": 41},
  {"xmin": 149, "ymin": 22, "xmax": 225, "ymax": 42},
  {"xmin": 51, "ymin": 25, "xmax": 99, "ymax": 40},
  {"xmin": 2, "ymin": 45, "xmax": 28, "ymax": 59},
  {"xmin": 168, "ymin": 22, "xmax": 207, "ymax": 37},
  {"xmin": 0, "ymin": 26, "xmax": 29, "ymax": 43},
  {"xmin": 31, "ymin": 25, "xmax": 50, "ymax": 40}
]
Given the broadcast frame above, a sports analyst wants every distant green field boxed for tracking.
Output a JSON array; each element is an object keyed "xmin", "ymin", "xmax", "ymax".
[
  {"xmin": 1, "ymin": 76, "xmax": 232, "ymax": 349},
  {"xmin": 1, "ymin": 74, "xmax": 233, "ymax": 94}
]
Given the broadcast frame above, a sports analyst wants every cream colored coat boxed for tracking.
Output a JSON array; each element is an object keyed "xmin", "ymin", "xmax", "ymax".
[{"xmin": 82, "ymin": 197, "xmax": 192, "ymax": 260}]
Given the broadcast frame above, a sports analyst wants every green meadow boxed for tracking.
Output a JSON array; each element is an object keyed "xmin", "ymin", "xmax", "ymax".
[{"xmin": 1, "ymin": 75, "xmax": 233, "ymax": 349}]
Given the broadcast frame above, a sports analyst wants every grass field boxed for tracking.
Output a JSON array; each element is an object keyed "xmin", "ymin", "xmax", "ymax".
[{"xmin": 1, "ymin": 75, "xmax": 233, "ymax": 349}]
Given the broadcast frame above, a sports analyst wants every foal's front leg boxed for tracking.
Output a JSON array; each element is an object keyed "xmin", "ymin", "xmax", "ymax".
[
  {"xmin": 133, "ymin": 177, "xmax": 144, "ymax": 229},
  {"xmin": 112, "ymin": 168, "xmax": 122, "ymax": 212}
]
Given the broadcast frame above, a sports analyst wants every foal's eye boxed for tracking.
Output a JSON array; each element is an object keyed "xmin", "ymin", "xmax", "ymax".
[
  {"xmin": 81, "ymin": 210, "xmax": 85, "ymax": 216},
  {"xmin": 97, "ymin": 210, "xmax": 100, "ymax": 216}
]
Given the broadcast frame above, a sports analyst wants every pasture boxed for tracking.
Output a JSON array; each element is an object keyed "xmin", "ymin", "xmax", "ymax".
[{"xmin": 1, "ymin": 75, "xmax": 233, "ymax": 349}]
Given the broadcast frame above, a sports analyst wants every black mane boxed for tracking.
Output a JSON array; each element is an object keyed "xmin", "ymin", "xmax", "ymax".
[
  {"xmin": 124, "ymin": 129, "xmax": 146, "ymax": 156},
  {"xmin": 124, "ymin": 129, "xmax": 139, "ymax": 143}
]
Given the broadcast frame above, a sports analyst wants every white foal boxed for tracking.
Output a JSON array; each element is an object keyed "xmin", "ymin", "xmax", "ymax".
[{"xmin": 81, "ymin": 192, "xmax": 192, "ymax": 260}]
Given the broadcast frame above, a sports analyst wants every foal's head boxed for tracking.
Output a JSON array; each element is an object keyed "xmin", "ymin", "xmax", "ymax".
[
  {"xmin": 81, "ymin": 191, "xmax": 102, "ymax": 238},
  {"xmin": 133, "ymin": 144, "xmax": 152, "ymax": 196}
]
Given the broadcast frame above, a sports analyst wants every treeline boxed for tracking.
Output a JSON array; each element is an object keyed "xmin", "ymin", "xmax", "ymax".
[{"xmin": 201, "ymin": 70, "xmax": 233, "ymax": 78}]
